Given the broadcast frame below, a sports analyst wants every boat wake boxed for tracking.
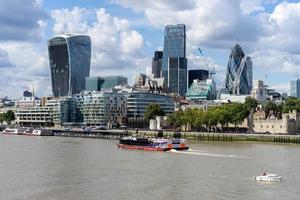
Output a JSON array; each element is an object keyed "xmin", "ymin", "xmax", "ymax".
[{"xmin": 168, "ymin": 149, "xmax": 251, "ymax": 160}]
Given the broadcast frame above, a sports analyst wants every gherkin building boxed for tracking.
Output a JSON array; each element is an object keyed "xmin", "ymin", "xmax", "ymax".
[{"xmin": 225, "ymin": 44, "xmax": 252, "ymax": 95}]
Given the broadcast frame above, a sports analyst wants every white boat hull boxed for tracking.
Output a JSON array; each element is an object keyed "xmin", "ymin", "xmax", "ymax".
[{"xmin": 255, "ymin": 174, "xmax": 282, "ymax": 181}]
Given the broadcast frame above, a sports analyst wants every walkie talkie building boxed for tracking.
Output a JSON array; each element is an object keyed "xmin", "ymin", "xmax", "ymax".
[{"xmin": 48, "ymin": 34, "xmax": 91, "ymax": 97}]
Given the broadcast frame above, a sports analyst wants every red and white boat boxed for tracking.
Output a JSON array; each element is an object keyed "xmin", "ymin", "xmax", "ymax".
[{"xmin": 117, "ymin": 137, "xmax": 189, "ymax": 151}]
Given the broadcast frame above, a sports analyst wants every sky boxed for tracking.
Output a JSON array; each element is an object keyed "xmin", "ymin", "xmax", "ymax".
[{"xmin": 0, "ymin": 0, "xmax": 300, "ymax": 98}]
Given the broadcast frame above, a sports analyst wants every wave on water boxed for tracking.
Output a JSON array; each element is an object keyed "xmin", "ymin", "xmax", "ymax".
[{"xmin": 168, "ymin": 149, "xmax": 251, "ymax": 160}]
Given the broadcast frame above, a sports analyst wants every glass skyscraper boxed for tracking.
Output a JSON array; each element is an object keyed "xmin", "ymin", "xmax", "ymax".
[
  {"xmin": 152, "ymin": 51, "xmax": 163, "ymax": 78},
  {"xmin": 48, "ymin": 34, "xmax": 91, "ymax": 97},
  {"xmin": 225, "ymin": 44, "xmax": 252, "ymax": 95},
  {"xmin": 162, "ymin": 24, "xmax": 187, "ymax": 95},
  {"xmin": 290, "ymin": 79, "xmax": 300, "ymax": 98}
]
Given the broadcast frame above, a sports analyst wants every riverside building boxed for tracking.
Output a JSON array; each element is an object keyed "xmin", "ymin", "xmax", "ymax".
[{"xmin": 48, "ymin": 33, "xmax": 91, "ymax": 97}]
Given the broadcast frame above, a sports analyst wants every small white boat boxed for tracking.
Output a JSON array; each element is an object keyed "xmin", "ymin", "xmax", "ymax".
[{"xmin": 255, "ymin": 172, "xmax": 283, "ymax": 181}]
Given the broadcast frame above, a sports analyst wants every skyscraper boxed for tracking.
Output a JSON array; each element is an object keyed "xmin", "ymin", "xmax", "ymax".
[
  {"xmin": 188, "ymin": 69, "xmax": 209, "ymax": 88},
  {"xmin": 48, "ymin": 34, "xmax": 91, "ymax": 97},
  {"xmin": 168, "ymin": 57, "xmax": 187, "ymax": 96},
  {"xmin": 152, "ymin": 51, "xmax": 163, "ymax": 78},
  {"xmin": 290, "ymin": 79, "xmax": 300, "ymax": 98},
  {"xmin": 225, "ymin": 44, "xmax": 252, "ymax": 95},
  {"xmin": 162, "ymin": 24, "xmax": 187, "ymax": 95}
]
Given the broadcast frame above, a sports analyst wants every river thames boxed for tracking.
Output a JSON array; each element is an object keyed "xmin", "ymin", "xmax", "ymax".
[{"xmin": 0, "ymin": 135, "xmax": 300, "ymax": 200}]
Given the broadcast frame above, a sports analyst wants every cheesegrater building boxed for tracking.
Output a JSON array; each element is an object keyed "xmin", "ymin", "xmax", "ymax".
[{"xmin": 48, "ymin": 34, "xmax": 91, "ymax": 97}]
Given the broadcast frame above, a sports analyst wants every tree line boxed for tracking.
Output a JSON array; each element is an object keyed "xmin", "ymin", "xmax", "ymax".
[{"xmin": 167, "ymin": 97, "xmax": 257, "ymax": 132}]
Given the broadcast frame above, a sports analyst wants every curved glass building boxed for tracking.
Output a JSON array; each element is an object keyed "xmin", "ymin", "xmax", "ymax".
[
  {"xmin": 225, "ymin": 44, "xmax": 252, "ymax": 95},
  {"xmin": 48, "ymin": 34, "xmax": 91, "ymax": 97}
]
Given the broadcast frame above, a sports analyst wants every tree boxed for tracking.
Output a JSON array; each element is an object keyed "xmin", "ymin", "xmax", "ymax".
[
  {"xmin": 144, "ymin": 104, "xmax": 165, "ymax": 121},
  {"xmin": 4, "ymin": 110, "xmax": 15, "ymax": 125},
  {"xmin": 244, "ymin": 97, "xmax": 257, "ymax": 114}
]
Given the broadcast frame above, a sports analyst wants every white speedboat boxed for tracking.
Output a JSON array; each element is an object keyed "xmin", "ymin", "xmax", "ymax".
[{"xmin": 255, "ymin": 173, "xmax": 283, "ymax": 181}]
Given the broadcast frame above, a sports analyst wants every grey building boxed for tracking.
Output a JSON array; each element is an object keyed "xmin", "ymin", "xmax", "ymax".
[
  {"xmin": 168, "ymin": 57, "xmax": 187, "ymax": 96},
  {"xmin": 188, "ymin": 69, "xmax": 209, "ymax": 88},
  {"xmin": 85, "ymin": 76, "xmax": 127, "ymax": 91},
  {"xmin": 48, "ymin": 33, "xmax": 91, "ymax": 97},
  {"xmin": 290, "ymin": 79, "xmax": 300, "ymax": 98},
  {"xmin": 162, "ymin": 24, "xmax": 186, "ymax": 89},
  {"xmin": 152, "ymin": 51, "xmax": 163, "ymax": 78},
  {"xmin": 23, "ymin": 90, "xmax": 33, "ymax": 97},
  {"xmin": 126, "ymin": 92, "xmax": 175, "ymax": 121},
  {"xmin": 225, "ymin": 44, "xmax": 252, "ymax": 95}
]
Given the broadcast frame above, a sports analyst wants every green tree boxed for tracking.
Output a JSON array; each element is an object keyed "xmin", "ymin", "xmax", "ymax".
[
  {"xmin": 0, "ymin": 113, "xmax": 4, "ymax": 124},
  {"xmin": 244, "ymin": 97, "xmax": 257, "ymax": 114},
  {"xmin": 4, "ymin": 110, "xmax": 15, "ymax": 125},
  {"xmin": 144, "ymin": 104, "xmax": 165, "ymax": 121}
]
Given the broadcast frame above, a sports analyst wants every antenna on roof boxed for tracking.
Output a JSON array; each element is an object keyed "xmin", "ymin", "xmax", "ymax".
[{"xmin": 198, "ymin": 48, "xmax": 215, "ymax": 79}]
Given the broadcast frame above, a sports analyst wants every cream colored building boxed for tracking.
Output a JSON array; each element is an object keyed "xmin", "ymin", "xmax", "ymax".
[{"xmin": 253, "ymin": 110, "xmax": 300, "ymax": 135}]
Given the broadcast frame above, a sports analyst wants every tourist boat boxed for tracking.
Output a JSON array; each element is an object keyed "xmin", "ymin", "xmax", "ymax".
[
  {"xmin": 117, "ymin": 137, "xmax": 189, "ymax": 151},
  {"xmin": 255, "ymin": 172, "xmax": 283, "ymax": 181},
  {"xmin": 32, "ymin": 129, "xmax": 53, "ymax": 136},
  {"xmin": 1, "ymin": 128, "xmax": 26, "ymax": 135}
]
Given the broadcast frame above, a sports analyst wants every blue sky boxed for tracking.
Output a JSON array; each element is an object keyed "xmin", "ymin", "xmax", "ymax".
[{"xmin": 0, "ymin": 0, "xmax": 300, "ymax": 97}]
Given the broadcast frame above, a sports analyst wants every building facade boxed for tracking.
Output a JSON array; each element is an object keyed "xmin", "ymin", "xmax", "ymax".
[
  {"xmin": 48, "ymin": 34, "xmax": 91, "ymax": 97},
  {"xmin": 225, "ymin": 44, "xmax": 252, "ymax": 95},
  {"xmin": 126, "ymin": 92, "xmax": 175, "ymax": 121},
  {"xmin": 85, "ymin": 76, "xmax": 127, "ymax": 91},
  {"xmin": 185, "ymin": 79, "xmax": 216, "ymax": 101},
  {"xmin": 251, "ymin": 80, "xmax": 267, "ymax": 103},
  {"xmin": 290, "ymin": 79, "xmax": 300, "ymax": 98},
  {"xmin": 162, "ymin": 24, "xmax": 186, "ymax": 90},
  {"xmin": 188, "ymin": 69, "xmax": 209, "ymax": 88},
  {"xmin": 152, "ymin": 51, "xmax": 163, "ymax": 78},
  {"xmin": 168, "ymin": 57, "xmax": 187, "ymax": 96}
]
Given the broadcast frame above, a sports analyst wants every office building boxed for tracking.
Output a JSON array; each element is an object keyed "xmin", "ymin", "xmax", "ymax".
[
  {"xmin": 251, "ymin": 80, "xmax": 267, "ymax": 103},
  {"xmin": 225, "ymin": 44, "xmax": 252, "ymax": 95},
  {"xmin": 23, "ymin": 90, "xmax": 32, "ymax": 97},
  {"xmin": 290, "ymin": 79, "xmax": 300, "ymax": 98},
  {"xmin": 85, "ymin": 76, "xmax": 127, "ymax": 91},
  {"xmin": 126, "ymin": 92, "xmax": 175, "ymax": 121},
  {"xmin": 188, "ymin": 69, "xmax": 209, "ymax": 88},
  {"xmin": 162, "ymin": 24, "xmax": 187, "ymax": 91},
  {"xmin": 152, "ymin": 51, "xmax": 163, "ymax": 78},
  {"xmin": 168, "ymin": 57, "xmax": 187, "ymax": 96},
  {"xmin": 48, "ymin": 33, "xmax": 91, "ymax": 97},
  {"xmin": 185, "ymin": 79, "xmax": 216, "ymax": 101},
  {"xmin": 85, "ymin": 77, "xmax": 105, "ymax": 91}
]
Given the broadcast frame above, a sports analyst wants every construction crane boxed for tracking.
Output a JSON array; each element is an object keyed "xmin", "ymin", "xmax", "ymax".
[{"xmin": 198, "ymin": 48, "xmax": 215, "ymax": 79}]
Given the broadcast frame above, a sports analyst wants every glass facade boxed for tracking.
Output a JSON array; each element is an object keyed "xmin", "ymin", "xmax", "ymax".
[
  {"xmin": 188, "ymin": 69, "xmax": 209, "ymax": 88},
  {"xmin": 290, "ymin": 79, "xmax": 300, "ymax": 98},
  {"xmin": 225, "ymin": 44, "xmax": 252, "ymax": 95},
  {"xmin": 101, "ymin": 76, "xmax": 128, "ymax": 90},
  {"xmin": 48, "ymin": 34, "xmax": 91, "ymax": 97},
  {"xmin": 126, "ymin": 92, "xmax": 175, "ymax": 120},
  {"xmin": 85, "ymin": 77, "xmax": 105, "ymax": 91},
  {"xmin": 168, "ymin": 57, "xmax": 187, "ymax": 96},
  {"xmin": 162, "ymin": 24, "xmax": 186, "ymax": 84},
  {"xmin": 152, "ymin": 51, "xmax": 163, "ymax": 78},
  {"xmin": 185, "ymin": 79, "xmax": 216, "ymax": 101}
]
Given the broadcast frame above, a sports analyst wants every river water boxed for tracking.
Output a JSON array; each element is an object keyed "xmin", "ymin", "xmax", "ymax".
[{"xmin": 0, "ymin": 135, "xmax": 300, "ymax": 200}]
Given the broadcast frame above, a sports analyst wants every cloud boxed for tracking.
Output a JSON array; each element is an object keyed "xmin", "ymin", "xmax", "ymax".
[
  {"xmin": 51, "ymin": 7, "xmax": 145, "ymax": 79},
  {"xmin": 0, "ymin": 0, "xmax": 48, "ymax": 42},
  {"xmin": 0, "ymin": 48, "xmax": 14, "ymax": 68},
  {"xmin": 0, "ymin": 42, "xmax": 50, "ymax": 97}
]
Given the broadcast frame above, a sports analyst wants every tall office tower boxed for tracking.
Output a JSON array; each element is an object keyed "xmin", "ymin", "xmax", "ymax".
[
  {"xmin": 290, "ymin": 79, "xmax": 300, "ymax": 98},
  {"xmin": 188, "ymin": 69, "xmax": 209, "ymax": 88},
  {"xmin": 162, "ymin": 24, "xmax": 187, "ymax": 95},
  {"xmin": 48, "ymin": 34, "xmax": 91, "ymax": 97},
  {"xmin": 225, "ymin": 44, "xmax": 252, "ymax": 95},
  {"xmin": 168, "ymin": 57, "xmax": 187, "ymax": 96},
  {"xmin": 151, "ymin": 51, "xmax": 163, "ymax": 78}
]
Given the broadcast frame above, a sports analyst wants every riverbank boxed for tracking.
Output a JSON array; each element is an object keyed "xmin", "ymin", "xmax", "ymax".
[{"xmin": 129, "ymin": 130, "xmax": 300, "ymax": 144}]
